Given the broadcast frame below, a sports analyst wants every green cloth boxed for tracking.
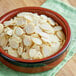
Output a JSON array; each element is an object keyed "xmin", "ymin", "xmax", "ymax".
[{"xmin": 0, "ymin": 0, "xmax": 76, "ymax": 76}]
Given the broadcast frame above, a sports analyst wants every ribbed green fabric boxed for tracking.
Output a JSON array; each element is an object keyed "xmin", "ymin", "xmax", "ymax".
[{"xmin": 0, "ymin": 0, "xmax": 76, "ymax": 76}]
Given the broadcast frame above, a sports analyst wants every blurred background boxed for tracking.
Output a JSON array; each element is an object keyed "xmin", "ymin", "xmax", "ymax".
[{"xmin": 0, "ymin": 0, "xmax": 76, "ymax": 16}]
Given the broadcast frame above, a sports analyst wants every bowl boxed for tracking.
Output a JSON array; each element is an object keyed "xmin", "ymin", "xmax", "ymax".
[{"xmin": 0, "ymin": 7, "xmax": 71, "ymax": 73}]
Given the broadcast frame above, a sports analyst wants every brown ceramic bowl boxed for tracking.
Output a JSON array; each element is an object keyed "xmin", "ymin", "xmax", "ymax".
[{"xmin": 0, "ymin": 7, "xmax": 71, "ymax": 73}]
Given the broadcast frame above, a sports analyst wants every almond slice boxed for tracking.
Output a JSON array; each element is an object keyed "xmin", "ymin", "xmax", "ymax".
[
  {"xmin": 9, "ymin": 36, "xmax": 21, "ymax": 49},
  {"xmin": 42, "ymin": 45, "xmax": 51, "ymax": 57},
  {"xmin": 23, "ymin": 35, "xmax": 32, "ymax": 46},
  {"xmin": 40, "ymin": 15, "xmax": 48, "ymax": 20},
  {"xmin": 8, "ymin": 47, "xmax": 18, "ymax": 57},
  {"xmin": 4, "ymin": 27, "xmax": 13, "ymax": 36},
  {"xmin": 21, "ymin": 52, "xmax": 30, "ymax": 59},
  {"xmin": 35, "ymin": 26, "xmax": 50, "ymax": 38},
  {"xmin": 56, "ymin": 31, "xmax": 65, "ymax": 40},
  {"xmin": 33, "ymin": 51, "xmax": 43, "ymax": 59},
  {"xmin": 14, "ymin": 17, "xmax": 26, "ymax": 26},
  {"xmin": 0, "ymin": 24, "xmax": 4, "ymax": 34},
  {"xmin": 24, "ymin": 23, "xmax": 35, "ymax": 34},
  {"xmin": 17, "ymin": 12, "xmax": 33, "ymax": 17},
  {"xmin": 32, "ymin": 44, "xmax": 40, "ymax": 51},
  {"xmin": 31, "ymin": 34, "xmax": 39, "ymax": 38},
  {"xmin": 17, "ymin": 47, "xmax": 23, "ymax": 55},
  {"xmin": 9, "ymin": 39, "xmax": 19, "ymax": 49},
  {"xmin": 3, "ymin": 19, "xmax": 14, "ymax": 27},
  {"xmin": 31, "ymin": 37, "xmax": 42, "ymax": 45},
  {"xmin": 29, "ymin": 49, "xmax": 37, "ymax": 58},
  {"xmin": 42, "ymin": 34, "xmax": 59, "ymax": 43},
  {"xmin": 39, "ymin": 23, "xmax": 53, "ymax": 31},
  {"xmin": 24, "ymin": 15, "xmax": 33, "ymax": 21},
  {"xmin": 41, "ymin": 37, "xmax": 51, "ymax": 43},
  {"xmin": 12, "ymin": 35, "xmax": 22, "ymax": 43},
  {"xmin": 47, "ymin": 18, "xmax": 55, "ymax": 26},
  {"xmin": 15, "ymin": 27, "xmax": 24, "ymax": 36},
  {"xmin": 54, "ymin": 26, "xmax": 62, "ymax": 31},
  {"xmin": 0, "ymin": 33, "xmax": 8, "ymax": 47}
]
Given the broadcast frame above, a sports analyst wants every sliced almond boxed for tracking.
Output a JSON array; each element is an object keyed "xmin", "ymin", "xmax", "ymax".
[
  {"xmin": 12, "ymin": 35, "xmax": 22, "ymax": 43},
  {"xmin": 4, "ymin": 27, "xmax": 13, "ymax": 36},
  {"xmin": 42, "ymin": 34, "xmax": 59, "ymax": 44},
  {"xmin": 17, "ymin": 12, "xmax": 32, "ymax": 17},
  {"xmin": 49, "ymin": 34, "xmax": 59, "ymax": 42},
  {"xmin": 29, "ymin": 49, "xmax": 37, "ymax": 58},
  {"xmin": 47, "ymin": 18, "xmax": 55, "ymax": 26},
  {"xmin": 3, "ymin": 19, "xmax": 14, "ymax": 27},
  {"xmin": 31, "ymin": 34, "xmax": 39, "ymax": 38},
  {"xmin": 0, "ymin": 24, "xmax": 4, "ymax": 34},
  {"xmin": 24, "ymin": 15, "xmax": 33, "ymax": 21},
  {"xmin": 23, "ymin": 35, "xmax": 32, "ymax": 46},
  {"xmin": 9, "ymin": 36, "xmax": 21, "ymax": 49},
  {"xmin": 39, "ymin": 23, "xmax": 53, "ymax": 31},
  {"xmin": 32, "ymin": 44, "xmax": 40, "ymax": 51},
  {"xmin": 8, "ymin": 47, "xmax": 18, "ymax": 57},
  {"xmin": 21, "ymin": 52, "xmax": 30, "ymax": 59},
  {"xmin": 42, "ymin": 45, "xmax": 51, "ymax": 57},
  {"xmin": 24, "ymin": 23, "xmax": 35, "ymax": 34},
  {"xmin": 59, "ymin": 40, "xmax": 65, "ymax": 49},
  {"xmin": 14, "ymin": 17, "xmax": 26, "ymax": 26},
  {"xmin": 33, "ymin": 51, "xmax": 43, "ymax": 59},
  {"xmin": 35, "ymin": 26, "xmax": 50, "ymax": 38},
  {"xmin": 31, "ymin": 37, "xmax": 42, "ymax": 45},
  {"xmin": 9, "ymin": 39, "xmax": 19, "ymax": 49},
  {"xmin": 41, "ymin": 37, "xmax": 51, "ymax": 43},
  {"xmin": 56, "ymin": 31, "xmax": 65, "ymax": 40},
  {"xmin": 40, "ymin": 15, "xmax": 48, "ymax": 20},
  {"xmin": 45, "ymin": 29, "xmax": 54, "ymax": 34},
  {"xmin": 0, "ymin": 33, "xmax": 8, "ymax": 47},
  {"xmin": 54, "ymin": 26, "xmax": 62, "ymax": 31},
  {"xmin": 3, "ymin": 46, "xmax": 9, "ymax": 50},
  {"xmin": 17, "ymin": 12, "xmax": 33, "ymax": 21},
  {"xmin": 17, "ymin": 47, "xmax": 23, "ymax": 55},
  {"xmin": 15, "ymin": 27, "xmax": 24, "ymax": 36},
  {"xmin": 51, "ymin": 42, "xmax": 60, "ymax": 51}
]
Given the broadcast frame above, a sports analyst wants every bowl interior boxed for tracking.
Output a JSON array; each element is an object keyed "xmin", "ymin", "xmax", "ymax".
[{"xmin": 0, "ymin": 7, "xmax": 71, "ymax": 62}]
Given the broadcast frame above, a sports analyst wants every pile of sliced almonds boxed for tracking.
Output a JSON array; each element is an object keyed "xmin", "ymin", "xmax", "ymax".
[{"xmin": 0, "ymin": 12, "xmax": 65, "ymax": 59}]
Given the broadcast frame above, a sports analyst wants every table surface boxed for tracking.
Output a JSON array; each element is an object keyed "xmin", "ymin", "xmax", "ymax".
[{"xmin": 0, "ymin": 0, "xmax": 76, "ymax": 76}]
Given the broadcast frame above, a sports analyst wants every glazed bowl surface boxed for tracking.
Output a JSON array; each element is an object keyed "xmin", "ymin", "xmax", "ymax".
[{"xmin": 0, "ymin": 7, "xmax": 71, "ymax": 73}]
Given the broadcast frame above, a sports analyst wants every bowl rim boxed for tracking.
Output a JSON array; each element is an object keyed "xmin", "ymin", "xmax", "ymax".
[{"xmin": 0, "ymin": 7, "xmax": 71, "ymax": 63}]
